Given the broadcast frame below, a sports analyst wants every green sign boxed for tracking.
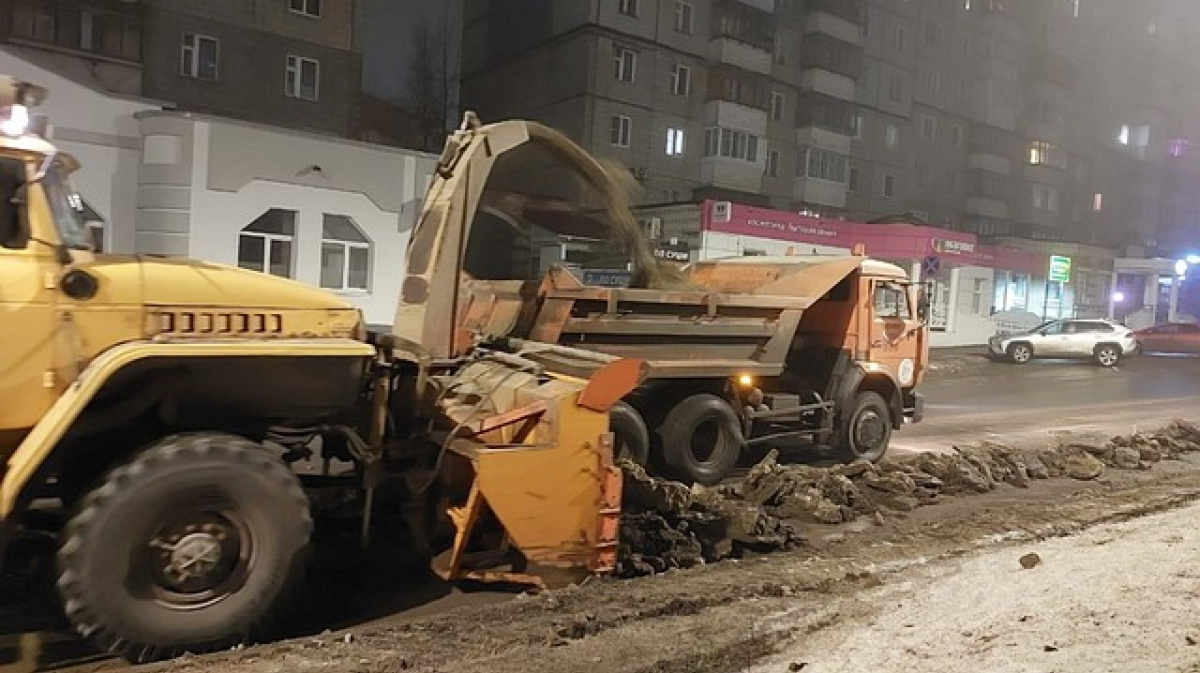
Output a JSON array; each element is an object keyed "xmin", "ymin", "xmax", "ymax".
[{"xmin": 1048, "ymin": 255, "xmax": 1072, "ymax": 283}]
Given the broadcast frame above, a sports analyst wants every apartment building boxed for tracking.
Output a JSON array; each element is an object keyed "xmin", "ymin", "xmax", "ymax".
[{"xmin": 0, "ymin": 0, "xmax": 362, "ymax": 136}]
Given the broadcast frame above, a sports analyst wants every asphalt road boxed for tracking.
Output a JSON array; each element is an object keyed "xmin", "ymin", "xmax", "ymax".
[{"xmin": 894, "ymin": 350, "xmax": 1200, "ymax": 453}]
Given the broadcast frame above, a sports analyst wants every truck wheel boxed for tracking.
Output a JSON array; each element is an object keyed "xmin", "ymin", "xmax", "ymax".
[
  {"xmin": 1007, "ymin": 342, "xmax": 1033, "ymax": 364},
  {"xmin": 1094, "ymin": 344, "xmax": 1122, "ymax": 367},
  {"xmin": 610, "ymin": 402, "xmax": 650, "ymax": 466},
  {"xmin": 56, "ymin": 433, "xmax": 312, "ymax": 662},
  {"xmin": 659, "ymin": 394, "xmax": 743, "ymax": 486},
  {"xmin": 837, "ymin": 391, "xmax": 893, "ymax": 463}
]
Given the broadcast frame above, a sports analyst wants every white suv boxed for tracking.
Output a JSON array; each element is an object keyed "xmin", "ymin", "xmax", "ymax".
[{"xmin": 988, "ymin": 319, "xmax": 1139, "ymax": 367}]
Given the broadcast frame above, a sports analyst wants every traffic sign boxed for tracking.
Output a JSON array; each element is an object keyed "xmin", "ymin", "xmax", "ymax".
[{"xmin": 1048, "ymin": 255, "xmax": 1072, "ymax": 283}]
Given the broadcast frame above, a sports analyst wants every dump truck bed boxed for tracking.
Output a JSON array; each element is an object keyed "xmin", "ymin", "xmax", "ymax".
[{"xmin": 459, "ymin": 254, "xmax": 899, "ymax": 380}]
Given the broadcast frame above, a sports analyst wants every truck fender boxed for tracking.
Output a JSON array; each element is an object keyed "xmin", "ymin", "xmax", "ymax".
[
  {"xmin": 0, "ymin": 338, "xmax": 374, "ymax": 520},
  {"xmin": 833, "ymin": 363, "xmax": 903, "ymax": 430}
]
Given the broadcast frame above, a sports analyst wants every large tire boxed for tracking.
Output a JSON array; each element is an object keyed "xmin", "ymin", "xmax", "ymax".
[
  {"xmin": 836, "ymin": 391, "xmax": 893, "ymax": 463},
  {"xmin": 659, "ymin": 394, "xmax": 743, "ymax": 486},
  {"xmin": 1094, "ymin": 343, "xmax": 1121, "ymax": 367},
  {"xmin": 1007, "ymin": 342, "xmax": 1033, "ymax": 364},
  {"xmin": 56, "ymin": 433, "xmax": 312, "ymax": 662},
  {"xmin": 610, "ymin": 402, "xmax": 650, "ymax": 467}
]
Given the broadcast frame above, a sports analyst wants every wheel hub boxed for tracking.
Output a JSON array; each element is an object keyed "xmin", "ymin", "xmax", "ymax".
[
  {"xmin": 855, "ymin": 410, "xmax": 886, "ymax": 449},
  {"xmin": 166, "ymin": 532, "xmax": 222, "ymax": 581},
  {"xmin": 148, "ymin": 516, "xmax": 244, "ymax": 599}
]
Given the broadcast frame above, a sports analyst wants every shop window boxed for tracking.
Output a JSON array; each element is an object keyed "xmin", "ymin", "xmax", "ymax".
[
  {"xmin": 320, "ymin": 214, "xmax": 371, "ymax": 291},
  {"xmin": 238, "ymin": 208, "xmax": 296, "ymax": 278}
]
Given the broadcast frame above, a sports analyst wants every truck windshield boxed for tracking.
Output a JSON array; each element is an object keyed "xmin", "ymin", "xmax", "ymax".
[{"xmin": 41, "ymin": 161, "xmax": 93, "ymax": 251}]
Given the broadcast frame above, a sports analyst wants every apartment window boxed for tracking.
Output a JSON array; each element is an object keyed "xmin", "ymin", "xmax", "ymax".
[
  {"xmin": 848, "ymin": 166, "xmax": 860, "ymax": 192},
  {"xmin": 289, "ymin": 0, "xmax": 321, "ymax": 17},
  {"xmin": 920, "ymin": 116, "xmax": 937, "ymax": 141},
  {"xmin": 770, "ymin": 91, "xmax": 785, "ymax": 121},
  {"xmin": 614, "ymin": 48, "xmax": 636, "ymax": 82},
  {"xmin": 773, "ymin": 35, "xmax": 786, "ymax": 65},
  {"xmin": 883, "ymin": 174, "xmax": 896, "ymax": 197},
  {"xmin": 619, "ymin": 0, "xmax": 638, "ymax": 17},
  {"xmin": 610, "ymin": 115, "xmax": 632, "ymax": 147},
  {"xmin": 951, "ymin": 123, "xmax": 965, "ymax": 148},
  {"xmin": 674, "ymin": 1, "xmax": 694, "ymax": 34},
  {"xmin": 704, "ymin": 127, "xmax": 760, "ymax": 162},
  {"xmin": 804, "ymin": 147, "xmax": 849, "ymax": 183},
  {"xmin": 1170, "ymin": 138, "xmax": 1192, "ymax": 158},
  {"xmin": 321, "ymin": 215, "xmax": 370, "ymax": 291},
  {"xmin": 766, "ymin": 149, "xmax": 780, "ymax": 177},
  {"xmin": 885, "ymin": 123, "xmax": 899, "ymax": 150},
  {"xmin": 180, "ymin": 34, "xmax": 218, "ymax": 80},
  {"xmin": 852, "ymin": 114, "xmax": 864, "ymax": 139},
  {"xmin": 924, "ymin": 22, "xmax": 941, "ymax": 45},
  {"xmin": 1031, "ymin": 184, "xmax": 1060, "ymax": 212},
  {"xmin": 285, "ymin": 55, "xmax": 320, "ymax": 100},
  {"xmin": 665, "ymin": 127, "xmax": 686, "ymax": 156},
  {"xmin": 888, "ymin": 74, "xmax": 904, "ymax": 103},
  {"xmin": 923, "ymin": 70, "xmax": 942, "ymax": 97},
  {"xmin": 1027, "ymin": 140, "xmax": 1066, "ymax": 169},
  {"xmin": 891, "ymin": 25, "xmax": 907, "ymax": 52},
  {"xmin": 238, "ymin": 209, "xmax": 296, "ymax": 278},
  {"xmin": 1092, "ymin": 192, "xmax": 1104, "ymax": 211},
  {"xmin": 670, "ymin": 63, "xmax": 691, "ymax": 96}
]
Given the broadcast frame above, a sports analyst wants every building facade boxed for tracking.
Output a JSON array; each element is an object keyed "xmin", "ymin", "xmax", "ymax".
[{"xmin": 0, "ymin": 0, "xmax": 363, "ymax": 137}]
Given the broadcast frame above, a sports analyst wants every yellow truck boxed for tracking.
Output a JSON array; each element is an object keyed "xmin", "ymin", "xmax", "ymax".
[
  {"xmin": 0, "ymin": 75, "xmax": 927, "ymax": 662},
  {"xmin": 0, "ymin": 78, "xmax": 640, "ymax": 661}
]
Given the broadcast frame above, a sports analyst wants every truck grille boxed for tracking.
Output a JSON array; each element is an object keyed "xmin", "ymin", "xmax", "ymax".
[{"xmin": 148, "ymin": 310, "xmax": 284, "ymax": 337}]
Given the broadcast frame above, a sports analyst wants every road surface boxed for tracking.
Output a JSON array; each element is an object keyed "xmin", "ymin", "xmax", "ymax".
[
  {"xmin": 894, "ymin": 351, "xmax": 1200, "ymax": 453},
  {"xmin": 3, "ymin": 350, "xmax": 1199, "ymax": 672}
]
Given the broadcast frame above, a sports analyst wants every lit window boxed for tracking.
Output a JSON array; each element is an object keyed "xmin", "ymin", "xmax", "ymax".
[
  {"xmin": 289, "ymin": 0, "xmax": 321, "ymax": 17},
  {"xmin": 286, "ymin": 55, "xmax": 320, "ymax": 100},
  {"xmin": 181, "ymin": 34, "xmax": 219, "ymax": 80},
  {"xmin": 1028, "ymin": 140, "xmax": 1066, "ymax": 169},
  {"xmin": 1117, "ymin": 124, "xmax": 1131, "ymax": 146},
  {"xmin": 238, "ymin": 209, "xmax": 296, "ymax": 278},
  {"xmin": 665, "ymin": 127, "xmax": 686, "ymax": 156},
  {"xmin": 320, "ymin": 215, "xmax": 371, "ymax": 291},
  {"xmin": 615, "ymin": 48, "xmax": 636, "ymax": 82},
  {"xmin": 1092, "ymin": 193, "xmax": 1103, "ymax": 211},
  {"xmin": 1170, "ymin": 138, "xmax": 1192, "ymax": 158},
  {"xmin": 673, "ymin": 1, "xmax": 693, "ymax": 33},
  {"xmin": 610, "ymin": 115, "xmax": 632, "ymax": 147}
]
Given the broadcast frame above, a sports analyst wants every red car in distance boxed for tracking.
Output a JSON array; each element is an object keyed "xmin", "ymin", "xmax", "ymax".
[{"xmin": 1134, "ymin": 323, "xmax": 1200, "ymax": 354}]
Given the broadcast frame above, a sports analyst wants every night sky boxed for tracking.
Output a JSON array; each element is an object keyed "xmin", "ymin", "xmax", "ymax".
[{"xmin": 358, "ymin": 0, "xmax": 460, "ymax": 104}]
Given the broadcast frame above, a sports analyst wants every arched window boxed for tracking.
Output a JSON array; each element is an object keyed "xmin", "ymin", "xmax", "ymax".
[
  {"xmin": 320, "ymin": 214, "xmax": 370, "ymax": 290},
  {"xmin": 238, "ymin": 208, "xmax": 296, "ymax": 277}
]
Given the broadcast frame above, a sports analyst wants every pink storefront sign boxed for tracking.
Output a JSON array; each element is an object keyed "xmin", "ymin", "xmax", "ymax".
[{"xmin": 702, "ymin": 200, "xmax": 857, "ymax": 248}]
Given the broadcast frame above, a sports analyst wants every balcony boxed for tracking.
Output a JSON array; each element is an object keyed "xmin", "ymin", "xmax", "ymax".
[
  {"xmin": 793, "ymin": 178, "xmax": 848, "ymax": 209},
  {"xmin": 701, "ymin": 157, "xmax": 763, "ymax": 194},
  {"xmin": 805, "ymin": 0, "xmax": 864, "ymax": 26},
  {"xmin": 796, "ymin": 125, "xmax": 851, "ymax": 155},
  {"xmin": 9, "ymin": 0, "xmax": 143, "ymax": 63},
  {"xmin": 801, "ymin": 68, "xmax": 855, "ymax": 102},
  {"xmin": 704, "ymin": 100, "xmax": 768, "ymax": 137},
  {"xmin": 730, "ymin": 0, "xmax": 775, "ymax": 13},
  {"xmin": 966, "ymin": 197, "xmax": 1009, "ymax": 220},
  {"xmin": 805, "ymin": 12, "xmax": 863, "ymax": 46},
  {"xmin": 709, "ymin": 36, "xmax": 772, "ymax": 75},
  {"xmin": 968, "ymin": 152, "xmax": 1012, "ymax": 175}
]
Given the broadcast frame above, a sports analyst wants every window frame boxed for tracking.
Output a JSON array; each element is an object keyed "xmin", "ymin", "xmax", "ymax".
[
  {"xmin": 673, "ymin": 0, "xmax": 694, "ymax": 34},
  {"xmin": 320, "ymin": 214, "xmax": 372, "ymax": 292},
  {"xmin": 614, "ymin": 47, "xmax": 637, "ymax": 82},
  {"xmin": 238, "ymin": 209, "xmax": 297, "ymax": 279},
  {"xmin": 289, "ymin": 0, "xmax": 321, "ymax": 18},
  {"xmin": 665, "ymin": 127, "xmax": 686, "ymax": 157},
  {"xmin": 610, "ymin": 115, "xmax": 632, "ymax": 147},
  {"xmin": 180, "ymin": 32, "xmax": 219, "ymax": 80},
  {"xmin": 619, "ymin": 0, "xmax": 639, "ymax": 18},
  {"xmin": 671, "ymin": 63, "xmax": 691, "ymax": 96},
  {"xmin": 285, "ymin": 54, "xmax": 321, "ymax": 101}
]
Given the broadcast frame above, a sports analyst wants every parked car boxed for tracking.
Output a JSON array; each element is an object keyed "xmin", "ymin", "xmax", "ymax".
[
  {"xmin": 988, "ymin": 319, "xmax": 1139, "ymax": 367},
  {"xmin": 1133, "ymin": 322, "xmax": 1200, "ymax": 354}
]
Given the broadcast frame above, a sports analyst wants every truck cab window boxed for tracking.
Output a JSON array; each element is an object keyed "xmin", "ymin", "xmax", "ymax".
[
  {"xmin": 41, "ymin": 161, "xmax": 93, "ymax": 251},
  {"xmin": 874, "ymin": 284, "xmax": 911, "ymax": 319},
  {"xmin": 0, "ymin": 156, "xmax": 25, "ymax": 248}
]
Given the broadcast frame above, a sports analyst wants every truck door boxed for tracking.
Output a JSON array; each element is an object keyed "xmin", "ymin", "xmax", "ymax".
[
  {"xmin": 0, "ymin": 158, "xmax": 57, "ymax": 441},
  {"xmin": 869, "ymin": 280, "xmax": 922, "ymax": 388}
]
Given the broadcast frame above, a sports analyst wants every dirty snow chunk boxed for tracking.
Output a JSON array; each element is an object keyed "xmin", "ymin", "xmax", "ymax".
[{"xmin": 1019, "ymin": 552, "xmax": 1041, "ymax": 569}]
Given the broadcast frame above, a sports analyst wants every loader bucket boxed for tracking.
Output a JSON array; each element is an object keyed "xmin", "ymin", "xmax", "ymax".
[{"xmin": 433, "ymin": 357, "xmax": 642, "ymax": 587}]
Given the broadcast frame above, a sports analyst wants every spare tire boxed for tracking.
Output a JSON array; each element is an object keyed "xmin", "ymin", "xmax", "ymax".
[
  {"xmin": 659, "ymin": 394, "xmax": 744, "ymax": 486},
  {"xmin": 609, "ymin": 402, "xmax": 650, "ymax": 466}
]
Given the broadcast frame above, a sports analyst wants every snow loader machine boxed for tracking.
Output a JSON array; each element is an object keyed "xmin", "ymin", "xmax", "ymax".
[
  {"xmin": 404, "ymin": 113, "xmax": 930, "ymax": 488},
  {"xmin": 0, "ymin": 78, "xmax": 643, "ymax": 661}
]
